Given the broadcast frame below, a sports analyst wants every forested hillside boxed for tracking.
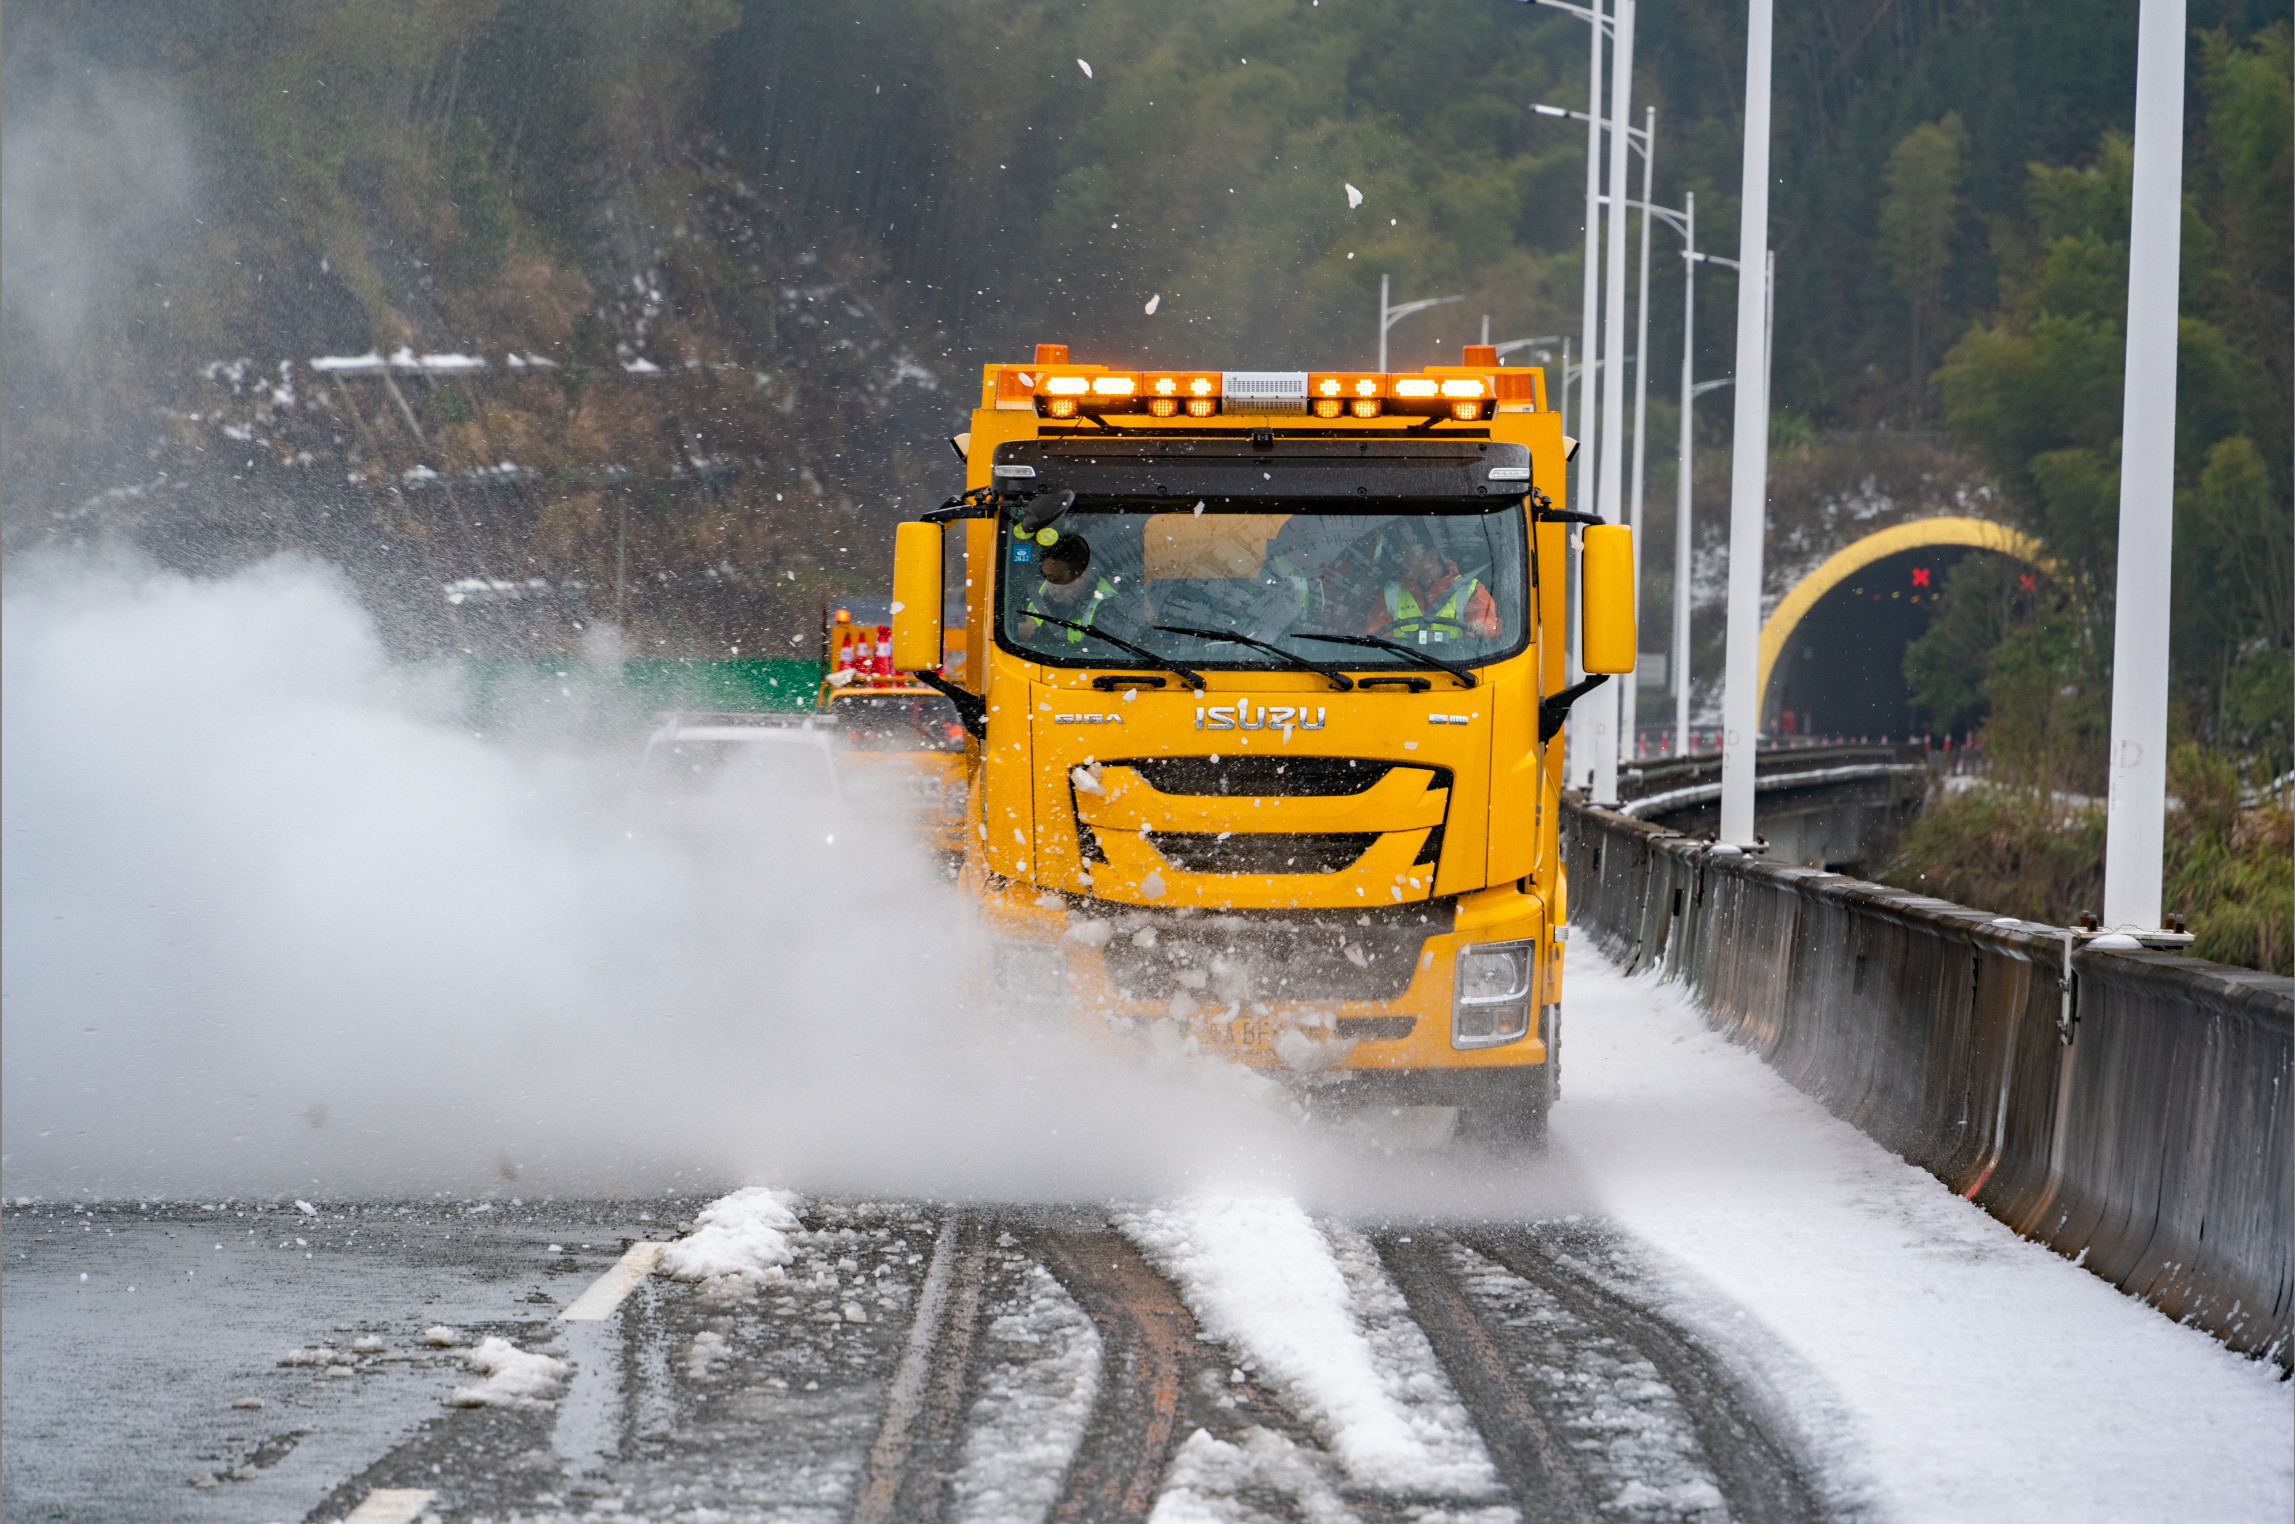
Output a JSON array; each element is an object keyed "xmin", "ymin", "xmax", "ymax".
[{"xmin": 3, "ymin": 0, "xmax": 2286, "ymax": 735}]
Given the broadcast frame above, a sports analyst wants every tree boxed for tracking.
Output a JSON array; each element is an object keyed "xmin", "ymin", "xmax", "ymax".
[{"xmin": 1877, "ymin": 113, "xmax": 1967, "ymax": 421}]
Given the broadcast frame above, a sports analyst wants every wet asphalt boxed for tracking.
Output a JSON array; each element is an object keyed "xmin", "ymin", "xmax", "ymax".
[{"xmin": 2, "ymin": 1197, "xmax": 1811, "ymax": 1524}]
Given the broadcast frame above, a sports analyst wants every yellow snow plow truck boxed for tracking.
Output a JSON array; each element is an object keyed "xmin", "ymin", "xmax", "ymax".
[{"xmin": 890, "ymin": 344, "xmax": 1635, "ymax": 1142}]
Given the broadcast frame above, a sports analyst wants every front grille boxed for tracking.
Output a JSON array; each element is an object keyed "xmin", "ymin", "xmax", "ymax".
[
  {"xmin": 1147, "ymin": 831, "xmax": 1378, "ymax": 874},
  {"xmin": 1121, "ymin": 756, "xmax": 1414, "ymax": 797},
  {"xmin": 1092, "ymin": 902, "xmax": 1451, "ymax": 1002}
]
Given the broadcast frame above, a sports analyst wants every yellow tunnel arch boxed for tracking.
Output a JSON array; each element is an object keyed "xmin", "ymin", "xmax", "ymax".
[{"xmin": 1757, "ymin": 516, "xmax": 2050, "ymax": 712}]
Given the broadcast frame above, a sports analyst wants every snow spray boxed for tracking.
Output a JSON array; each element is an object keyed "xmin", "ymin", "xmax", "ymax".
[{"xmin": 1, "ymin": 555, "xmax": 1581, "ymax": 1216}]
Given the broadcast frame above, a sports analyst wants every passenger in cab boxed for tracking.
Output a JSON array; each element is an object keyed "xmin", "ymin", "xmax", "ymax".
[{"xmin": 1373, "ymin": 528, "xmax": 1499, "ymax": 643}]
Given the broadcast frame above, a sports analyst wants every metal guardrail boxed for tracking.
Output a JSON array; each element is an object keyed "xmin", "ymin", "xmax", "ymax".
[
  {"xmin": 1603, "ymin": 744, "xmax": 1933, "ymax": 875},
  {"xmin": 1563, "ymin": 798, "xmax": 2293, "ymax": 1368},
  {"xmin": 1612, "ymin": 743, "xmax": 1928, "ymax": 806}
]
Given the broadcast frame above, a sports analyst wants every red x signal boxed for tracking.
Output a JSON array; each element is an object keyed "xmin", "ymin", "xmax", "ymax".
[
  {"xmin": 1910, "ymin": 566, "xmax": 1931, "ymax": 587},
  {"xmin": 2019, "ymin": 574, "xmax": 2038, "ymax": 591}
]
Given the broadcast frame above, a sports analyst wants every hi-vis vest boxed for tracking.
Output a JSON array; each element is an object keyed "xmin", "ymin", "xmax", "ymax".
[
  {"xmin": 1383, "ymin": 576, "xmax": 1481, "ymax": 643},
  {"xmin": 1026, "ymin": 577, "xmax": 1119, "ymax": 642}
]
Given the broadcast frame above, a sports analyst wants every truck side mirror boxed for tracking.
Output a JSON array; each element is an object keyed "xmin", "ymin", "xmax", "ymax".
[
  {"xmin": 1580, "ymin": 523, "xmax": 1637, "ymax": 674},
  {"xmin": 892, "ymin": 522, "xmax": 944, "ymax": 672}
]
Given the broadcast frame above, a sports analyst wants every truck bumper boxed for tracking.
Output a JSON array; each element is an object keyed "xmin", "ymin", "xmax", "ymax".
[{"xmin": 972, "ymin": 874, "xmax": 1556, "ymax": 1074}]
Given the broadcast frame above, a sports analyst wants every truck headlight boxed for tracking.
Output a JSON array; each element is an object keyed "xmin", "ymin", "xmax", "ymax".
[{"xmin": 1453, "ymin": 939, "xmax": 1532, "ymax": 1048}]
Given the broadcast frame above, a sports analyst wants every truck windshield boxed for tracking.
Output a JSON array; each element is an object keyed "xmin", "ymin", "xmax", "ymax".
[{"xmin": 998, "ymin": 499, "xmax": 1528, "ymax": 671}]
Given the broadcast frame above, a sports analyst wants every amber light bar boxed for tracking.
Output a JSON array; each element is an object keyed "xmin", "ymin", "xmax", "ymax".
[{"xmin": 1006, "ymin": 352, "xmax": 1526, "ymax": 422}]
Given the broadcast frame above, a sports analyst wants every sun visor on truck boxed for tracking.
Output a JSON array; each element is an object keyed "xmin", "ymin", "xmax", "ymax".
[{"xmin": 988, "ymin": 438, "xmax": 1534, "ymax": 504}]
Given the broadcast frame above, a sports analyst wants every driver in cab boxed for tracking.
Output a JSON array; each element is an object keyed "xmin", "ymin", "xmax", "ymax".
[
  {"xmin": 1017, "ymin": 532, "xmax": 1139, "ymax": 643},
  {"xmin": 1372, "ymin": 529, "xmax": 1499, "ymax": 644}
]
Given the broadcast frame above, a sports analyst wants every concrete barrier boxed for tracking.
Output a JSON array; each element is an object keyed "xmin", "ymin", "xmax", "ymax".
[{"xmin": 1564, "ymin": 797, "xmax": 2293, "ymax": 1368}]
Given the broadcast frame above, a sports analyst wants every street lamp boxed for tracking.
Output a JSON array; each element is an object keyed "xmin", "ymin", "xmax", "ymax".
[
  {"xmin": 1492, "ymin": 335, "xmax": 1565, "ymax": 363},
  {"xmin": 1378, "ymin": 274, "xmax": 1464, "ymax": 373},
  {"xmin": 1532, "ymin": 85, "xmax": 1651, "ymax": 793},
  {"xmin": 1523, "ymin": 0, "xmax": 1618, "ymax": 785},
  {"xmin": 1524, "ymin": 0, "xmax": 1613, "ymax": 513}
]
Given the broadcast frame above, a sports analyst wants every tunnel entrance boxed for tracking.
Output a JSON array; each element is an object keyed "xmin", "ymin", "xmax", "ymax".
[{"xmin": 1764, "ymin": 545, "xmax": 2008, "ymax": 740}]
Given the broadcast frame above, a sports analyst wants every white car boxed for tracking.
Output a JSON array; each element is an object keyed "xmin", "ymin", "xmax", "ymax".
[{"xmin": 640, "ymin": 711, "xmax": 842, "ymax": 800}]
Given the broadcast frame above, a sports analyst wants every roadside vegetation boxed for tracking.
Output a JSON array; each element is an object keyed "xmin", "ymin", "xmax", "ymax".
[
  {"xmin": 1882, "ymin": 25, "xmax": 2290, "ymax": 970},
  {"xmin": 1, "ymin": 2, "xmax": 2285, "ymax": 958}
]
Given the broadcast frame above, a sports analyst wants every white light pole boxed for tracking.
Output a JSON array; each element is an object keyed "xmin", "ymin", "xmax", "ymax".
[
  {"xmin": 1718, "ymin": 0, "xmax": 1774, "ymax": 845},
  {"xmin": 1677, "ymin": 202, "xmax": 1696, "ymax": 755},
  {"xmin": 2101, "ymin": 0, "xmax": 2187, "ymax": 932},
  {"xmin": 1589, "ymin": 0, "xmax": 1636, "ymax": 805},
  {"xmin": 1677, "ymin": 375, "xmax": 1734, "ymax": 748},
  {"xmin": 1526, "ymin": 0, "xmax": 1615, "ymax": 786},
  {"xmin": 1526, "ymin": 4, "xmax": 1608, "ymax": 498},
  {"xmin": 1621, "ymin": 103, "xmax": 1657, "ymax": 762},
  {"xmin": 1558, "ymin": 335, "xmax": 1571, "ymax": 431},
  {"xmin": 1679, "ymin": 224, "xmax": 1744, "ymax": 757},
  {"xmin": 1378, "ymin": 274, "xmax": 1465, "ymax": 372}
]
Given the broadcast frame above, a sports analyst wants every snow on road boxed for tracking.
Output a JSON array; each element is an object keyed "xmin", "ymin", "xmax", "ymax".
[
  {"xmin": 1554, "ymin": 949, "xmax": 2294, "ymax": 1523},
  {"xmin": 443, "ymin": 1335, "xmax": 569, "ymax": 1410},
  {"xmin": 655, "ymin": 1185, "xmax": 802, "ymax": 1301},
  {"xmin": 951, "ymin": 1258, "xmax": 1103, "ymax": 1524},
  {"xmin": 1121, "ymin": 1196, "xmax": 1501, "ymax": 1499}
]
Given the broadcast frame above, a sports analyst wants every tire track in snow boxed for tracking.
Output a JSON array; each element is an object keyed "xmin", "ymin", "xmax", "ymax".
[
  {"xmin": 1457, "ymin": 1227, "xmax": 1820, "ymax": 1523},
  {"xmin": 1378, "ymin": 1232, "xmax": 1601, "ymax": 1524},
  {"xmin": 853, "ymin": 1209, "xmax": 990, "ymax": 1524},
  {"xmin": 1028, "ymin": 1228, "xmax": 1200, "ymax": 1521}
]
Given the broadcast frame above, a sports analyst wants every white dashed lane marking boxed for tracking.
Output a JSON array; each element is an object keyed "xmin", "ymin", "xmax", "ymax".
[
  {"xmin": 558, "ymin": 1240, "xmax": 665, "ymax": 1322},
  {"xmin": 343, "ymin": 1488, "xmax": 437, "ymax": 1523}
]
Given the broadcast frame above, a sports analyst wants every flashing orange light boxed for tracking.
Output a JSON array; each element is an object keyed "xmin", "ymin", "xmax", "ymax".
[
  {"xmin": 1047, "ymin": 396, "xmax": 1079, "ymax": 418},
  {"xmin": 1043, "ymin": 376, "xmax": 1091, "ymax": 395},
  {"xmin": 1351, "ymin": 398, "xmax": 1382, "ymax": 418},
  {"xmin": 1440, "ymin": 378, "xmax": 1487, "ymax": 399},
  {"xmin": 835, "ymin": 608, "xmax": 852, "ymax": 623},
  {"xmin": 1317, "ymin": 377, "xmax": 1343, "ymax": 397},
  {"xmin": 1148, "ymin": 397, "xmax": 1180, "ymax": 417},
  {"xmin": 1188, "ymin": 376, "xmax": 1216, "ymax": 397},
  {"xmin": 1153, "ymin": 375, "xmax": 1179, "ymax": 396},
  {"xmin": 1185, "ymin": 397, "xmax": 1218, "ymax": 417},
  {"xmin": 1312, "ymin": 398, "xmax": 1344, "ymax": 418},
  {"xmin": 1091, "ymin": 375, "xmax": 1136, "ymax": 396},
  {"xmin": 1451, "ymin": 400, "xmax": 1484, "ymax": 421},
  {"xmin": 1393, "ymin": 378, "xmax": 1440, "ymax": 399},
  {"xmin": 1355, "ymin": 377, "xmax": 1380, "ymax": 396}
]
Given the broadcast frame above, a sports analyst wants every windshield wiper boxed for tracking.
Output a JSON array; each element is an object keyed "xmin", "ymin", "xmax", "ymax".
[
  {"xmin": 1291, "ymin": 630, "xmax": 1478, "ymax": 687},
  {"xmin": 1153, "ymin": 624, "xmax": 1355, "ymax": 690},
  {"xmin": 1025, "ymin": 614, "xmax": 1206, "ymax": 690}
]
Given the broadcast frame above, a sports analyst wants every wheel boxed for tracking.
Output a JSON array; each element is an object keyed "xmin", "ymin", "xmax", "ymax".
[{"xmin": 1453, "ymin": 1066, "xmax": 1552, "ymax": 1151}]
